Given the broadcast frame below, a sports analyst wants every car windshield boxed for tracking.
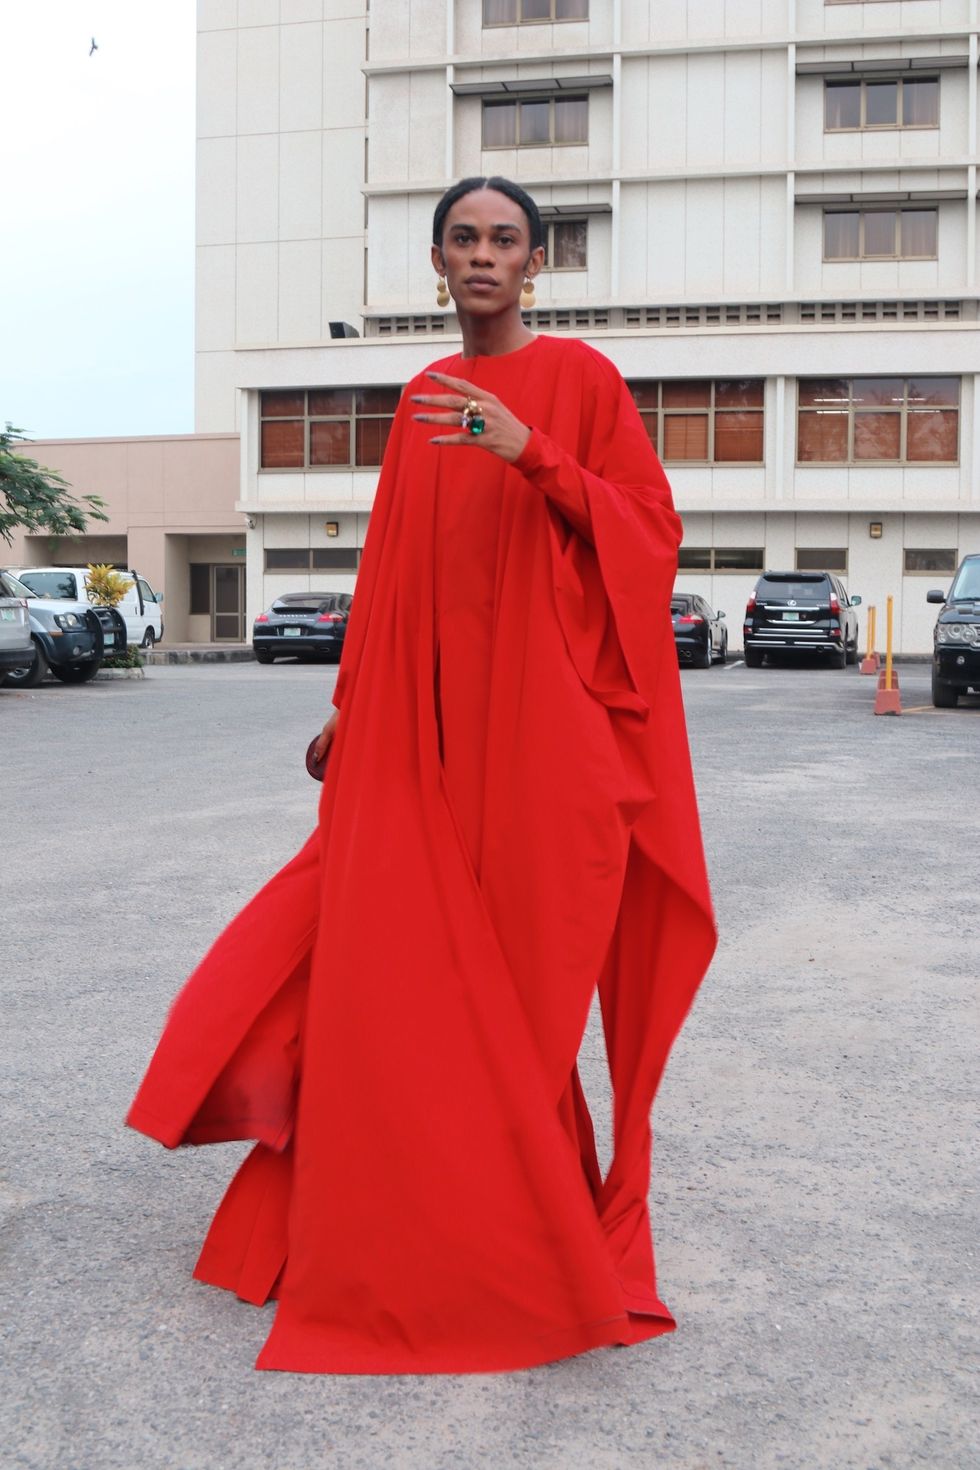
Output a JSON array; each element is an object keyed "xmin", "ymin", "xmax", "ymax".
[
  {"xmin": 16, "ymin": 570, "xmax": 78, "ymax": 599},
  {"xmin": 948, "ymin": 560, "xmax": 980, "ymax": 601},
  {"xmin": 757, "ymin": 576, "xmax": 828, "ymax": 601},
  {"xmin": 0, "ymin": 571, "xmax": 37, "ymax": 599}
]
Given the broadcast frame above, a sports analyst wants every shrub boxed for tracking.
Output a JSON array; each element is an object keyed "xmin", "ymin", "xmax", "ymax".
[{"xmin": 86, "ymin": 563, "xmax": 134, "ymax": 607}]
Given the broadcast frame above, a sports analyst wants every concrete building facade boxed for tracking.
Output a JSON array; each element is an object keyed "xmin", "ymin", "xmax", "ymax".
[
  {"xmin": 195, "ymin": 0, "xmax": 980, "ymax": 650},
  {"xmin": 5, "ymin": 434, "xmax": 242, "ymax": 644}
]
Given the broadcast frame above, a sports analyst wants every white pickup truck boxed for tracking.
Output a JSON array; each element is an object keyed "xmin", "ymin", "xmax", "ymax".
[{"xmin": 13, "ymin": 566, "xmax": 164, "ymax": 649}]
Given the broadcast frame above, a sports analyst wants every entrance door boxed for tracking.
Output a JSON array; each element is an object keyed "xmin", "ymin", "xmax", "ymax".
[{"xmin": 212, "ymin": 564, "xmax": 245, "ymax": 641}]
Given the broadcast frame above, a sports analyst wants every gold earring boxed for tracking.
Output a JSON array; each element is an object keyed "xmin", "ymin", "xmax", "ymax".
[
  {"xmin": 520, "ymin": 277, "xmax": 536, "ymax": 310},
  {"xmin": 436, "ymin": 276, "xmax": 451, "ymax": 308}
]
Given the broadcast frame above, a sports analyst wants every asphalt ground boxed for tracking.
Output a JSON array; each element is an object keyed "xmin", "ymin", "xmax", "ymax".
[{"xmin": 1, "ymin": 657, "xmax": 976, "ymax": 1470}]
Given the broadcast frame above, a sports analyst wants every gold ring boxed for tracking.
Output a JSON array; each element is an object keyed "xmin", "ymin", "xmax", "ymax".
[{"xmin": 460, "ymin": 399, "xmax": 486, "ymax": 436}]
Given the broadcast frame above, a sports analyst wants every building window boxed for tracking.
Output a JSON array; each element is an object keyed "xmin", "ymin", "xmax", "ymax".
[
  {"xmin": 542, "ymin": 220, "xmax": 588, "ymax": 270},
  {"xmin": 904, "ymin": 548, "xmax": 958, "ymax": 574},
  {"xmin": 483, "ymin": 0, "xmax": 588, "ymax": 22},
  {"xmin": 259, "ymin": 387, "xmax": 401, "ymax": 470},
  {"xmin": 677, "ymin": 547, "xmax": 765, "ymax": 572},
  {"xmin": 796, "ymin": 547, "xmax": 848, "ymax": 573},
  {"xmin": 629, "ymin": 380, "xmax": 765, "ymax": 463},
  {"xmin": 189, "ymin": 564, "xmax": 211, "ymax": 615},
  {"xmin": 797, "ymin": 378, "xmax": 959, "ymax": 464},
  {"xmin": 823, "ymin": 208, "xmax": 937, "ymax": 261},
  {"xmin": 825, "ymin": 77, "xmax": 939, "ymax": 131},
  {"xmin": 482, "ymin": 96, "xmax": 588, "ymax": 149},
  {"xmin": 265, "ymin": 548, "xmax": 360, "ymax": 572}
]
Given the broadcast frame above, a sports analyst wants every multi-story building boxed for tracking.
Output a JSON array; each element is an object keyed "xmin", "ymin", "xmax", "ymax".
[{"xmin": 196, "ymin": 0, "xmax": 980, "ymax": 650}]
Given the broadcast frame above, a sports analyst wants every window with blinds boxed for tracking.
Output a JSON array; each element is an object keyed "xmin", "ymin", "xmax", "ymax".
[
  {"xmin": 260, "ymin": 388, "xmax": 401, "ymax": 470},
  {"xmin": 628, "ymin": 380, "xmax": 765, "ymax": 464},
  {"xmin": 797, "ymin": 378, "xmax": 959, "ymax": 464}
]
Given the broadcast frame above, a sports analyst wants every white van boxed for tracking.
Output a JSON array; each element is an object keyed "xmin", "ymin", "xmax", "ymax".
[{"xmin": 13, "ymin": 566, "xmax": 164, "ymax": 649}]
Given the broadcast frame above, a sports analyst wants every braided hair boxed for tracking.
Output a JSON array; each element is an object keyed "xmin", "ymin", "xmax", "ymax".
[{"xmin": 432, "ymin": 176, "xmax": 544, "ymax": 253}]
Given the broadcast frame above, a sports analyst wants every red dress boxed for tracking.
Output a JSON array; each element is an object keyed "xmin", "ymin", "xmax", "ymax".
[{"xmin": 127, "ymin": 335, "xmax": 716, "ymax": 1373}]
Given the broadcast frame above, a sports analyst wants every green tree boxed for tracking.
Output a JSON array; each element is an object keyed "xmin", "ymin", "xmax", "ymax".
[{"xmin": 0, "ymin": 423, "xmax": 108, "ymax": 546}]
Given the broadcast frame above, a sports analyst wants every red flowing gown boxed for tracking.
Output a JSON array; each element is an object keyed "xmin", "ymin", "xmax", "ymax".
[{"xmin": 127, "ymin": 335, "xmax": 716, "ymax": 1374}]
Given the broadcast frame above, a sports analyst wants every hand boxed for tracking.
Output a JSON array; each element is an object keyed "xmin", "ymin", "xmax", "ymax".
[
  {"xmin": 410, "ymin": 372, "xmax": 531, "ymax": 463},
  {"xmin": 313, "ymin": 710, "xmax": 338, "ymax": 763}
]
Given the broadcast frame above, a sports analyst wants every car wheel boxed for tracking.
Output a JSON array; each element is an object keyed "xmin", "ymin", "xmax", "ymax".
[
  {"xmin": 49, "ymin": 659, "xmax": 100, "ymax": 683},
  {"xmin": 743, "ymin": 647, "xmax": 764, "ymax": 668},
  {"xmin": 931, "ymin": 669, "xmax": 959, "ymax": 709},
  {"xmin": 254, "ymin": 649, "xmax": 274, "ymax": 664},
  {"xmin": 845, "ymin": 635, "xmax": 858, "ymax": 665},
  {"xmin": 697, "ymin": 641, "xmax": 712, "ymax": 669},
  {"xmin": 141, "ymin": 628, "xmax": 156, "ymax": 649},
  {"xmin": 833, "ymin": 645, "xmax": 848, "ymax": 670},
  {"xmin": 714, "ymin": 633, "xmax": 728, "ymax": 665},
  {"xmin": 2, "ymin": 640, "xmax": 48, "ymax": 689}
]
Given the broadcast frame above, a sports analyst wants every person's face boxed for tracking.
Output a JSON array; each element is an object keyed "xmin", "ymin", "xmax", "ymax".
[{"xmin": 432, "ymin": 189, "xmax": 543, "ymax": 315}]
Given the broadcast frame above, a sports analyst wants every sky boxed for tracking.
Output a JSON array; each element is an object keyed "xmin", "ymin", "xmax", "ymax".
[{"xmin": 1, "ymin": 1, "xmax": 196, "ymax": 441}]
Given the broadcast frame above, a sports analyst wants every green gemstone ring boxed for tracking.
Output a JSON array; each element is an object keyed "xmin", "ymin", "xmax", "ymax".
[{"xmin": 461, "ymin": 399, "xmax": 485, "ymax": 436}]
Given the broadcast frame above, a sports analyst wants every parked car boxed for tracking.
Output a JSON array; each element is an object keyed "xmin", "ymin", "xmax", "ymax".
[
  {"xmin": 12, "ymin": 565, "xmax": 164, "ymax": 649},
  {"xmin": 252, "ymin": 591, "xmax": 353, "ymax": 664},
  {"xmin": 743, "ymin": 571, "xmax": 861, "ymax": 669},
  {"xmin": 0, "ymin": 581, "xmax": 34, "ymax": 683},
  {"xmin": 0, "ymin": 569, "xmax": 121, "ymax": 687},
  {"xmin": 927, "ymin": 553, "xmax": 980, "ymax": 708},
  {"xmin": 671, "ymin": 593, "xmax": 728, "ymax": 667}
]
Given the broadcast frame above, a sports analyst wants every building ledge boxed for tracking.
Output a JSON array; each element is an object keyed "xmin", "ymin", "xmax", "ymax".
[
  {"xmin": 237, "ymin": 501, "xmax": 376, "ymax": 515},
  {"xmin": 674, "ymin": 501, "xmax": 980, "ymax": 515}
]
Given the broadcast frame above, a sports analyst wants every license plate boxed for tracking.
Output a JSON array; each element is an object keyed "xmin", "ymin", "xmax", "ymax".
[
  {"xmin": 283, "ymin": 626, "xmax": 302, "ymax": 638},
  {"xmin": 104, "ymin": 633, "xmax": 115, "ymax": 645},
  {"xmin": 0, "ymin": 609, "xmax": 15, "ymax": 621},
  {"xmin": 783, "ymin": 611, "xmax": 800, "ymax": 621}
]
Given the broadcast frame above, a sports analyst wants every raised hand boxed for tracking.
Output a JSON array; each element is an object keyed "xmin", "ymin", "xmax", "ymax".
[{"xmin": 410, "ymin": 371, "xmax": 531, "ymax": 463}]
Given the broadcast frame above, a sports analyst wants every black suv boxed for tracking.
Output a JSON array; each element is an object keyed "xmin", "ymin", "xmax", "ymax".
[
  {"xmin": 252, "ymin": 591, "xmax": 353, "ymax": 664},
  {"xmin": 927, "ymin": 553, "xmax": 980, "ymax": 708},
  {"xmin": 743, "ymin": 571, "xmax": 862, "ymax": 669}
]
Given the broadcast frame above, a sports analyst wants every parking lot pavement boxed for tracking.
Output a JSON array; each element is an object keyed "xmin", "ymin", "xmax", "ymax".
[{"xmin": 1, "ymin": 660, "xmax": 975, "ymax": 1470}]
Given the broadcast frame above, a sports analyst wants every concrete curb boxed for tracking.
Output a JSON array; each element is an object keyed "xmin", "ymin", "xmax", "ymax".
[
  {"xmin": 145, "ymin": 647, "xmax": 255, "ymax": 665},
  {"xmin": 94, "ymin": 666, "xmax": 146, "ymax": 680}
]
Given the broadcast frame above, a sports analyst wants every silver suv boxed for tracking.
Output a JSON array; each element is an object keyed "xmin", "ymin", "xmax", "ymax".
[{"xmin": 0, "ymin": 579, "xmax": 33, "ymax": 683}]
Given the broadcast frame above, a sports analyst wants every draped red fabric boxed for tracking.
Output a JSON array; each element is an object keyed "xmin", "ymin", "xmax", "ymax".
[{"xmin": 127, "ymin": 335, "xmax": 716, "ymax": 1374}]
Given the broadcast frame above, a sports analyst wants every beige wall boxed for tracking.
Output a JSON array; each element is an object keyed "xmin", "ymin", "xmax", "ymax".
[{"xmin": 6, "ymin": 433, "xmax": 242, "ymax": 642}]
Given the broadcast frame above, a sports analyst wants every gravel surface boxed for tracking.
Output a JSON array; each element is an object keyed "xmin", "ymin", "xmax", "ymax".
[{"xmin": 1, "ymin": 658, "xmax": 976, "ymax": 1470}]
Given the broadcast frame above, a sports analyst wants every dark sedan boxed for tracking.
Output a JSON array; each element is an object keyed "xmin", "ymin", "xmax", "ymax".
[
  {"xmin": 671, "ymin": 593, "xmax": 728, "ymax": 667},
  {"xmin": 253, "ymin": 591, "xmax": 352, "ymax": 664},
  {"xmin": 927, "ymin": 553, "xmax": 980, "ymax": 708}
]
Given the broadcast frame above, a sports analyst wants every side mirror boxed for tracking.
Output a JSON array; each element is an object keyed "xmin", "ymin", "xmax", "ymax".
[
  {"xmin": 926, "ymin": 589, "xmax": 946, "ymax": 605},
  {"xmin": 850, "ymin": 595, "xmax": 862, "ymax": 607},
  {"xmin": 716, "ymin": 610, "xmax": 726, "ymax": 620}
]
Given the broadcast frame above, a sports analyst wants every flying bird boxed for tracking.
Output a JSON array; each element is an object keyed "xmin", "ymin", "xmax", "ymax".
[{"xmin": 89, "ymin": 38, "xmax": 98, "ymax": 56}]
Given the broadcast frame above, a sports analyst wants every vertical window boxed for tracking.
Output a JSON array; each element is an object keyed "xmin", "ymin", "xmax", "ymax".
[
  {"xmin": 902, "ymin": 78, "xmax": 939, "ymax": 127},
  {"xmin": 189, "ymin": 564, "xmax": 211, "ymax": 615},
  {"xmin": 628, "ymin": 380, "xmax": 765, "ymax": 463},
  {"xmin": 825, "ymin": 82, "xmax": 861, "ymax": 130},
  {"xmin": 864, "ymin": 81, "xmax": 898, "ymax": 127},
  {"xmin": 259, "ymin": 391, "xmax": 305, "ymax": 469},
  {"xmin": 542, "ymin": 219, "xmax": 588, "ymax": 269},
  {"xmin": 797, "ymin": 378, "xmax": 959, "ymax": 463}
]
